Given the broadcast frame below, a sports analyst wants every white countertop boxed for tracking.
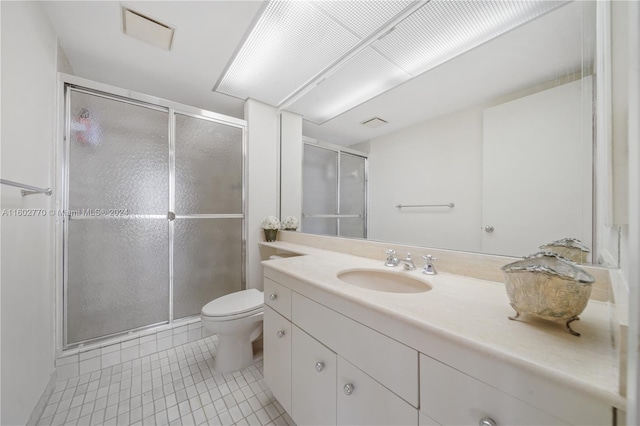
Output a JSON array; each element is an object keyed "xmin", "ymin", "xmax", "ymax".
[{"xmin": 260, "ymin": 241, "xmax": 624, "ymax": 410}]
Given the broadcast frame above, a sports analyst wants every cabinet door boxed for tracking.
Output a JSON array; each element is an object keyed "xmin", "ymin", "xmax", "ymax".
[
  {"xmin": 264, "ymin": 305, "xmax": 292, "ymax": 414},
  {"xmin": 420, "ymin": 354, "xmax": 568, "ymax": 426},
  {"xmin": 337, "ymin": 356, "xmax": 417, "ymax": 426},
  {"xmin": 292, "ymin": 325, "xmax": 337, "ymax": 426}
]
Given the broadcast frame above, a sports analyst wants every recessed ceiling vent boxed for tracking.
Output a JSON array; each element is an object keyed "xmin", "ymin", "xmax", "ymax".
[
  {"xmin": 122, "ymin": 7, "xmax": 175, "ymax": 50},
  {"xmin": 361, "ymin": 117, "xmax": 388, "ymax": 128}
]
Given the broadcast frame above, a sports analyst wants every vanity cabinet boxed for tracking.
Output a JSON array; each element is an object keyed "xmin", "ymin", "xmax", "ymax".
[
  {"xmin": 263, "ymin": 275, "xmax": 418, "ymax": 425},
  {"xmin": 263, "ymin": 305, "xmax": 291, "ymax": 414},
  {"xmin": 263, "ymin": 267, "xmax": 617, "ymax": 426}
]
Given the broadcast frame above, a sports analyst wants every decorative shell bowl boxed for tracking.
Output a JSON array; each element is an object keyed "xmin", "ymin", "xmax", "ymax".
[
  {"xmin": 539, "ymin": 238, "xmax": 590, "ymax": 264},
  {"xmin": 501, "ymin": 252, "xmax": 595, "ymax": 336}
]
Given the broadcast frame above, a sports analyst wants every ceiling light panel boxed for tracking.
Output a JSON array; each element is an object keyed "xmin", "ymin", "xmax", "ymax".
[
  {"xmin": 314, "ymin": 1, "xmax": 414, "ymax": 39},
  {"xmin": 373, "ymin": 0, "xmax": 567, "ymax": 76},
  {"xmin": 216, "ymin": 1, "xmax": 360, "ymax": 105},
  {"xmin": 215, "ymin": 0, "xmax": 418, "ymax": 106},
  {"xmin": 288, "ymin": 47, "xmax": 410, "ymax": 124}
]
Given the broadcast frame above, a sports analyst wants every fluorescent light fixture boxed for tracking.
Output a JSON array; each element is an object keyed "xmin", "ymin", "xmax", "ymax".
[
  {"xmin": 122, "ymin": 7, "xmax": 174, "ymax": 50},
  {"xmin": 373, "ymin": 1, "xmax": 567, "ymax": 77},
  {"xmin": 215, "ymin": 0, "xmax": 568, "ymax": 124},
  {"xmin": 214, "ymin": 1, "xmax": 416, "ymax": 105},
  {"xmin": 289, "ymin": 47, "xmax": 409, "ymax": 123}
]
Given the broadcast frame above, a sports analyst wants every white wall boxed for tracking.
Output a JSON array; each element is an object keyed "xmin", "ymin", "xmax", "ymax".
[
  {"xmin": 245, "ymin": 99, "xmax": 279, "ymax": 291},
  {"xmin": 367, "ymin": 107, "xmax": 484, "ymax": 252},
  {"xmin": 1, "ymin": 2, "xmax": 58, "ymax": 424},
  {"xmin": 279, "ymin": 112, "xmax": 303, "ymax": 222},
  {"xmin": 624, "ymin": 1, "xmax": 640, "ymax": 423}
]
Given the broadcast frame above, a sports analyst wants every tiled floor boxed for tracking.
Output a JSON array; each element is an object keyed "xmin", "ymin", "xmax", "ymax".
[{"xmin": 37, "ymin": 336, "xmax": 295, "ymax": 426}]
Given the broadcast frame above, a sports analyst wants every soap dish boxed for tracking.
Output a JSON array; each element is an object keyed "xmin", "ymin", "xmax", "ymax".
[{"xmin": 501, "ymin": 252, "xmax": 595, "ymax": 336}]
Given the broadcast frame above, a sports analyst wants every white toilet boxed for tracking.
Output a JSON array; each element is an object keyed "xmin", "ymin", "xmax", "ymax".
[{"xmin": 201, "ymin": 288, "xmax": 264, "ymax": 372}]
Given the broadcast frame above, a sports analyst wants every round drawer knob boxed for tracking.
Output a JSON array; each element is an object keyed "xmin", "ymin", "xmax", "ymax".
[
  {"xmin": 315, "ymin": 362, "xmax": 325, "ymax": 372},
  {"xmin": 269, "ymin": 293, "xmax": 277, "ymax": 301},
  {"xmin": 343, "ymin": 383, "xmax": 354, "ymax": 396},
  {"xmin": 479, "ymin": 417, "xmax": 497, "ymax": 426},
  {"xmin": 276, "ymin": 330, "xmax": 285, "ymax": 338}
]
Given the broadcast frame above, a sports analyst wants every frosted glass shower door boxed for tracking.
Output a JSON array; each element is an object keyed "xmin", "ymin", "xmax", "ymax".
[
  {"xmin": 172, "ymin": 113, "xmax": 244, "ymax": 320},
  {"xmin": 66, "ymin": 89, "xmax": 170, "ymax": 346}
]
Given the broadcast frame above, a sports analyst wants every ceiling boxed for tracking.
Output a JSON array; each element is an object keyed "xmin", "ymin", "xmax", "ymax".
[
  {"xmin": 42, "ymin": 1, "xmax": 594, "ymax": 147},
  {"xmin": 42, "ymin": 1, "xmax": 265, "ymax": 119}
]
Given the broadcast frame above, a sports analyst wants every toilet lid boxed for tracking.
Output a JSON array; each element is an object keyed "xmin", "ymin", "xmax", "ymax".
[{"xmin": 201, "ymin": 289, "xmax": 263, "ymax": 317}]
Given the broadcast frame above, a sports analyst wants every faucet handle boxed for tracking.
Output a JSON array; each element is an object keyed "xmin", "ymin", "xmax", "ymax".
[
  {"xmin": 406, "ymin": 253, "xmax": 412, "ymax": 260},
  {"xmin": 385, "ymin": 249, "xmax": 399, "ymax": 267},
  {"xmin": 422, "ymin": 255, "xmax": 438, "ymax": 275}
]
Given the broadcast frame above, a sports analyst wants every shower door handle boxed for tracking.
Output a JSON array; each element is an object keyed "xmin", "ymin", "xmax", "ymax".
[{"xmin": 167, "ymin": 211, "xmax": 175, "ymax": 221}]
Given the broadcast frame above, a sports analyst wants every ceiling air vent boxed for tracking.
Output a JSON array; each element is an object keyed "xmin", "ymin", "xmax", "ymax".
[
  {"xmin": 361, "ymin": 117, "xmax": 388, "ymax": 128},
  {"xmin": 122, "ymin": 7, "xmax": 175, "ymax": 50}
]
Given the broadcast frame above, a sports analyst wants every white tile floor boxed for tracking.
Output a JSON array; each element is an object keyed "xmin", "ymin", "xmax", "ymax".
[{"xmin": 37, "ymin": 336, "xmax": 295, "ymax": 426}]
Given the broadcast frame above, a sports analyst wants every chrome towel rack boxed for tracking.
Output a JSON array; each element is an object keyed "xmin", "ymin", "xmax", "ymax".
[
  {"xmin": 1, "ymin": 179, "xmax": 52, "ymax": 196},
  {"xmin": 396, "ymin": 203, "xmax": 454, "ymax": 209},
  {"xmin": 302, "ymin": 213, "xmax": 362, "ymax": 218}
]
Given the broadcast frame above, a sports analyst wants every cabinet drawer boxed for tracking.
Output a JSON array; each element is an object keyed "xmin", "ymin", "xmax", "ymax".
[
  {"xmin": 264, "ymin": 277, "xmax": 292, "ymax": 319},
  {"xmin": 264, "ymin": 306, "xmax": 291, "ymax": 414},
  {"xmin": 293, "ymin": 292, "xmax": 418, "ymax": 407},
  {"xmin": 420, "ymin": 354, "xmax": 568, "ymax": 426},
  {"xmin": 292, "ymin": 325, "xmax": 337, "ymax": 426},
  {"xmin": 338, "ymin": 356, "xmax": 418, "ymax": 426}
]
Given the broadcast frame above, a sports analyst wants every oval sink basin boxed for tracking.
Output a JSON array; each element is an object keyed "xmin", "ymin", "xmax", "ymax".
[{"xmin": 337, "ymin": 269, "xmax": 432, "ymax": 293}]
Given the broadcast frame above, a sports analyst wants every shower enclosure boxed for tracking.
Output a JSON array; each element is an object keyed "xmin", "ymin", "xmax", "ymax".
[
  {"xmin": 63, "ymin": 81, "xmax": 245, "ymax": 349},
  {"xmin": 301, "ymin": 141, "xmax": 367, "ymax": 238}
]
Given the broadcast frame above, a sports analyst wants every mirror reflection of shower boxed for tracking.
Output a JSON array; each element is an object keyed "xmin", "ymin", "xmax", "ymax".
[{"xmin": 302, "ymin": 139, "xmax": 367, "ymax": 239}]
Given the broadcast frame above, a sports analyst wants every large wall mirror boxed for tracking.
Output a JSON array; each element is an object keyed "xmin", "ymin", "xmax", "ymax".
[{"xmin": 281, "ymin": 1, "xmax": 603, "ymax": 264}]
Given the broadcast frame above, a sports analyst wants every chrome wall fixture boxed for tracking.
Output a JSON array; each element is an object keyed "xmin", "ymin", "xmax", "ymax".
[
  {"xmin": 302, "ymin": 213, "xmax": 363, "ymax": 218},
  {"xmin": 396, "ymin": 203, "xmax": 454, "ymax": 208},
  {"xmin": 0, "ymin": 178, "xmax": 52, "ymax": 196}
]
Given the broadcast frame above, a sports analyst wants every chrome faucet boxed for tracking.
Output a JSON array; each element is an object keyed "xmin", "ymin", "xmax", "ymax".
[
  {"xmin": 400, "ymin": 253, "xmax": 416, "ymax": 270},
  {"xmin": 422, "ymin": 255, "xmax": 437, "ymax": 275},
  {"xmin": 384, "ymin": 249, "xmax": 399, "ymax": 267}
]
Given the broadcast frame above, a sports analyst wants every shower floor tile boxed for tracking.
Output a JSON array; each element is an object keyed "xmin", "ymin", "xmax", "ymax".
[{"xmin": 38, "ymin": 336, "xmax": 296, "ymax": 426}]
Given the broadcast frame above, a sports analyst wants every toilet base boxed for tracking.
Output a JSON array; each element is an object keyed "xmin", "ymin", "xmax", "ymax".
[{"xmin": 214, "ymin": 332, "xmax": 256, "ymax": 372}]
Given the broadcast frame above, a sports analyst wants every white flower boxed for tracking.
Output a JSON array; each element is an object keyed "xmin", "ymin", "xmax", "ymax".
[
  {"xmin": 281, "ymin": 216, "xmax": 299, "ymax": 230},
  {"xmin": 261, "ymin": 216, "xmax": 281, "ymax": 230}
]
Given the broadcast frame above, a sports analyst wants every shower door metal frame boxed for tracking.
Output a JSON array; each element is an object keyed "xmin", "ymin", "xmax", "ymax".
[
  {"xmin": 301, "ymin": 137, "xmax": 368, "ymax": 238},
  {"xmin": 56, "ymin": 73, "xmax": 247, "ymax": 352}
]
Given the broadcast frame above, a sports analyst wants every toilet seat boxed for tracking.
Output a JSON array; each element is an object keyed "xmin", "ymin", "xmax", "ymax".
[{"xmin": 202, "ymin": 288, "xmax": 263, "ymax": 319}]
